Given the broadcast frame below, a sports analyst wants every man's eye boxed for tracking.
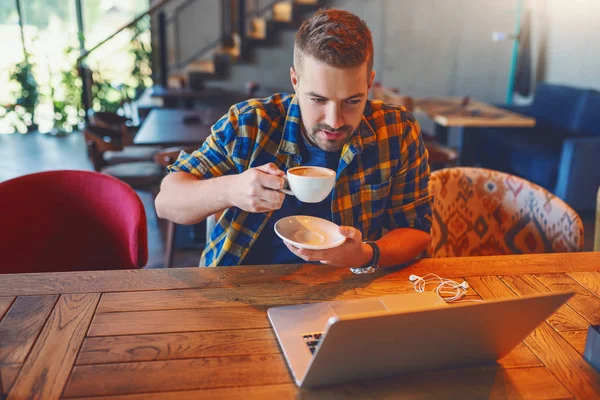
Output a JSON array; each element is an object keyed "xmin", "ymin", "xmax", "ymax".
[
  {"xmin": 311, "ymin": 98, "xmax": 326, "ymax": 103},
  {"xmin": 346, "ymin": 100, "xmax": 361, "ymax": 105}
]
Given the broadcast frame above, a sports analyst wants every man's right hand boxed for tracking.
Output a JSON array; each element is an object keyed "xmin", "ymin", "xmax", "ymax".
[{"xmin": 231, "ymin": 163, "xmax": 286, "ymax": 213}]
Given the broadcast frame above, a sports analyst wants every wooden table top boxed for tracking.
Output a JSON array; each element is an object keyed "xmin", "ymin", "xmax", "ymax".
[
  {"xmin": 150, "ymin": 85, "xmax": 246, "ymax": 101},
  {"xmin": 415, "ymin": 97, "xmax": 537, "ymax": 128},
  {"xmin": 1, "ymin": 252, "xmax": 599, "ymax": 399},
  {"xmin": 134, "ymin": 109, "xmax": 223, "ymax": 146}
]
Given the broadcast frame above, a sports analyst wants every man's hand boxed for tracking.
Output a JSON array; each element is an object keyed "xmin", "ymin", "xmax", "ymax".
[
  {"xmin": 232, "ymin": 163, "xmax": 286, "ymax": 213},
  {"xmin": 284, "ymin": 226, "xmax": 374, "ymax": 268}
]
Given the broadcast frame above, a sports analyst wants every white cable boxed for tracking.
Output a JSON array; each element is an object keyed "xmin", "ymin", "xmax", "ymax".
[{"xmin": 409, "ymin": 273, "xmax": 481, "ymax": 303}]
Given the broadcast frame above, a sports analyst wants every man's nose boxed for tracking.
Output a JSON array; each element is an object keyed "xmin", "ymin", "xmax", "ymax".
[{"xmin": 324, "ymin": 104, "xmax": 344, "ymax": 130}]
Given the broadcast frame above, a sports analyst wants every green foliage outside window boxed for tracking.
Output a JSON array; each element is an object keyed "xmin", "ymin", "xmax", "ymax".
[
  {"xmin": 2, "ymin": 14, "xmax": 152, "ymax": 133},
  {"xmin": 90, "ymin": 16, "xmax": 153, "ymax": 114},
  {"xmin": 4, "ymin": 54, "xmax": 39, "ymax": 133},
  {"xmin": 48, "ymin": 47, "xmax": 85, "ymax": 134}
]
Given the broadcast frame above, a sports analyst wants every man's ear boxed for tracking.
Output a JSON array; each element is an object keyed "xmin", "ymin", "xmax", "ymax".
[
  {"xmin": 367, "ymin": 70, "xmax": 376, "ymax": 90},
  {"xmin": 290, "ymin": 66, "xmax": 299, "ymax": 91}
]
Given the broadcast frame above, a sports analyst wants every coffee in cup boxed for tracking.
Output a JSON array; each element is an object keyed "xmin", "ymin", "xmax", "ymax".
[{"xmin": 279, "ymin": 166, "xmax": 336, "ymax": 203}]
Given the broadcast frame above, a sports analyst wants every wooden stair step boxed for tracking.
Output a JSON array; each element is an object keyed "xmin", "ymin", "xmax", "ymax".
[
  {"xmin": 272, "ymin": 1, "xmax": 293, "ymax": 22},
  {"xmin": 248, "ymin": 17, "xmax": 267, "ymax": 40},
  {"xmin": 185, "ymin": 60, "xmax": 216, "ymax": 74}
]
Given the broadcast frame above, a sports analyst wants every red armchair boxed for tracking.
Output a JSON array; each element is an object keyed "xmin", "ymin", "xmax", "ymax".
[{"xmin": 0, "ymin": 170, "xmax": 148, "ymax": 273}]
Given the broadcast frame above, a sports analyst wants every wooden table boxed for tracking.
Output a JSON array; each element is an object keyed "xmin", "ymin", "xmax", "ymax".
[
  {"xmin": 415, "ymin": 97, "xmax": 536, "ymax": 165},
  {"xmin": 134, "ymin": 109, "xmax": 221, "ymax": 147},
  {"xmin": 150, "ymin": 85, "xmax": 249, "ymax": 109},
  {"xmin": 1, "ymin": 252, "xmax": 599, "ymax": 399}
]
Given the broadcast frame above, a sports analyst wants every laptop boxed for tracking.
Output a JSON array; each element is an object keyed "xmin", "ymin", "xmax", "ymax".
[{"xmin": 267, "ymin": 291, "xmax": 573, "ymax": 388}]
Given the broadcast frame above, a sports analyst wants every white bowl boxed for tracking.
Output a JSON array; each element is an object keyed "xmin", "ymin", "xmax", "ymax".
[{"xmin": 274, "ymin": 216, "xmax": 346, "ymax": 250}]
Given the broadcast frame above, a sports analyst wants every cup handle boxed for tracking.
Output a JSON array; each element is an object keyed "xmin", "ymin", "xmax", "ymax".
[{"xmin": 279, "ymin": 176, "xmax": 294, "ymax": 196}]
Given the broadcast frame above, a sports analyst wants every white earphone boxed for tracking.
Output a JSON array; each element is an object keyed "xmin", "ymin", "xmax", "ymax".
[{"xmin": 409, "ymin": 274, "xmax": 470, "ymax": 302}]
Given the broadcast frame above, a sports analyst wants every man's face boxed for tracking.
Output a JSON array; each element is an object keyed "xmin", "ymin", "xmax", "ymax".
[{"xmin": 291, "ymin": 56, "xmax": 375, "ymax": 152}]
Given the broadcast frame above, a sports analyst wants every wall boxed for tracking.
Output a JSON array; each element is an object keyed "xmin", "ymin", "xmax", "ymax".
[
  {"xmin": 531, "ymin": 0, "xmax": 600, "ymax": 92},
  {"xmin": 193, "ymin": 0, "xmax": 519, "ymax": 103},
  {"xmin": 159, "ymin": 0, "xmax": 599, "ymax": 98}
]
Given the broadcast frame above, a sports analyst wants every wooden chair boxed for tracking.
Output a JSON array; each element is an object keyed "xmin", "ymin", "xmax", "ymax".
[
  {"xmin": 89, "ymin": 111, "xmax": 162, "ymax": 164},
  {"xmin": 595, "ymin": 186, "xmax": 600, "ymax": 251},
  {"xmin": 429, "ymin": 167, "xmax": 584, "ymax": 257},
  {"xmin": 84, "ymin": 126, "xmax": 164, "ymax": 189},
  {"xmin": 154, "ymin": 147, "xmax": 213, "ymax": 267},
  {"xmin": 89, "ymin": 111, "xmax": 133, "ymax": 141}
]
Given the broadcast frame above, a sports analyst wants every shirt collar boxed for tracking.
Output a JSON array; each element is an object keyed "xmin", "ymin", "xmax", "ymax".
[{"xmin": 277, "ymin": 95, "xmax": 378, "ymax": 156}]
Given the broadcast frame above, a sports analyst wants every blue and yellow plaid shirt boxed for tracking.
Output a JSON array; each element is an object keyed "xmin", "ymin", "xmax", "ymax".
[{"xmin": 168, "ymin": 93, "xmax": 432, "ymax": 267}]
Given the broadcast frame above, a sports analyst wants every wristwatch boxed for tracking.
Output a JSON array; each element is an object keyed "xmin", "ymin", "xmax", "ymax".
[{"xmin": 350, "ymin": 241, "xmax": 380, "ymax": 274}]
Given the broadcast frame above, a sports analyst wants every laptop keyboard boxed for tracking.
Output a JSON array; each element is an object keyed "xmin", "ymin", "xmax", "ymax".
[{"xmin": 302, "ymin": 332, "xmax": 324, "ymax": 355}]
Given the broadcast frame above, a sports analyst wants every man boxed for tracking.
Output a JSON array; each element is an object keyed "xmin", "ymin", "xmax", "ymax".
[{"xmin": 155, "ymin": 8, "xmax": 432, "ymax": 270}]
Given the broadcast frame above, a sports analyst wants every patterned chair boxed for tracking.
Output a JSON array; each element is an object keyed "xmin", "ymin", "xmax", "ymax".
[
  {"xmin": 429, "ymin": 167, "xmax": 583, "ymax": 257},
  {"xmin": 595, "ymin": 186, "xmax": 600, "ymax": 251}
]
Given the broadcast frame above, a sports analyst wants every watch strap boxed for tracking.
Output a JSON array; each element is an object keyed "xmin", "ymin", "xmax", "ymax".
[{"xmin": 350, "ymin": 241, "xmax": 380, "ymax": 275}]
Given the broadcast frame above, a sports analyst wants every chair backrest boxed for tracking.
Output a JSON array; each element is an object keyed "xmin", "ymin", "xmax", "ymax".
[
  {"xmin": 90, "ymin": 111, "xmax": 133, "ymax": 144},
  {"xmin": 595, "ymin": 186, "xmax": 600, "ymax": 252},
  {"xmin": 429, "ymin": 167, "xmax": 583, "ymax": 257},
  {"xmin": 531, "ymin": 83, "xmax": 586, "ymax": 132},
  {"xmin": 0, "ymin": 170, "xmax": 148, "ymax": 273},
  {"xmin": 84, "ymin": 125, "xmax": 124, "ymax": 171},
  {"xmin": 573, "ymin": 90, "xmax": 600, "ymax": 137},
  {"xmin": 153, "ymin": 146, "xmax": 199, "ymax": 168}
]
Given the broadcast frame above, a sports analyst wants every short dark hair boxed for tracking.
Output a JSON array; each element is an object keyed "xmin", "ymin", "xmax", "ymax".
[{"xmin": 294, "ymin": 8, "xmax": 374, "ymax": 76}]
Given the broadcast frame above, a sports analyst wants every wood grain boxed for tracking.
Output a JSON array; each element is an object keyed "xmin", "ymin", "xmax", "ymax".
[
  {"xmin": 62, "ymin": 364, "xmax": 571, "ymax": 399},
  {"xmin": 501, "ymin": 275, "xmax": 590, "ymax": 331},
  {"xmin": 1, "ymin": 252, "xmax": 598, "ymax": 296},
  {"xmin": 63, "ymin": 355, "xmax": 291, "ymax": 398},
  {"xmin": 76, "ymin": 329, "xmax": 278, "ymax": 365},
  {"xmin": 8, "ymin": 293, "xmax": 100, "ymax": 400},
  {"xmin": 61, "ymin": 384, "xmax": 298, "ymax": 400},
  {"xmin": 526, "ymin": 322, "xmax": 600, "ymax": 399},
  {"xmin": 0, "ymin": 297, "xmax": 14, "ymax": 321},
  {"xmin": 96, "ymin": 281, "xmax": 480, "ymax": 313},
  {"xmin": 415, "ymin": 97, "xmax": 536, "ymax": 128},
  {"xmin": 534, "ymin": 273, "xmax": 600, "ymax": 325},
  {"xmin": 558, "ymin": 330, "xmax": 589, "ymax": 355},
  {"xmin": 0, "ymin": 295, "xmax": 58, "ymax": 363},
  {"xmin": 467, "ymin": 275, "xmax": 600, "ymax": 399},
  {"xmin": 567, "ymin": 271, "xmax": 600, "ymax": 297},
  {"xmin": 497, "ymin": 343, "xmax": 543, "ymax": 369},
  {"xmin": 88, "ymin": 307, "xmax": 269, "ymax": 337},
  {"xmin": 0, "ymin": 364, "xmax": 20, "ymax": 397}
]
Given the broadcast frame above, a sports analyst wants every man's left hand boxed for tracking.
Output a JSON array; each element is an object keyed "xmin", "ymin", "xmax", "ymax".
[{"xmin": 284, "ymin": 226, "xmax": 373, "ymax": 268}]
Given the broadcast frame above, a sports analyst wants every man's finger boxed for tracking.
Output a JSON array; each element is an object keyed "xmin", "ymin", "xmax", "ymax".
[
  {"xmin": 256, "ymin": 163, "xmax": 285, "ymax": 176},
  {"xmin": 284, "ymin": 242, "xmax": 308, "ymax": 260},
  {"xmin": 258, "ymin": 172, "xmax": 286, "ymax": 190},
  {"xmin": 297, "ymin": 248, "xmax": 328, "ymax": 262}
]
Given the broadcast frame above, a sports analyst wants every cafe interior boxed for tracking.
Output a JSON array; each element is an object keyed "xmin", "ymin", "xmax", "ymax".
[{"xmin": 0, "ymin": 0, "xmax": 599, "ymax": 398}]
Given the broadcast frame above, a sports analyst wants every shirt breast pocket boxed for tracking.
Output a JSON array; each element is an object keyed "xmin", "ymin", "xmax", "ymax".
[{"xmin": 357, "ymin": 179, "xmax": 392, "ymax": 238}]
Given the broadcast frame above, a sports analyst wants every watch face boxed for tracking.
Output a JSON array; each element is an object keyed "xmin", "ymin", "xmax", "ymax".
[{"xmin": 350, "ymin": 266, "xmax": 378, "ymax": 275}]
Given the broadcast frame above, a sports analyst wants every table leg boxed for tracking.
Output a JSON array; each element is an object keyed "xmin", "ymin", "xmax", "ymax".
[
  {"xmin": 435, "ymin": 124, "xmax": 450, "ymax": 145},
  {"xmin": 459, "ymin": 127, "xmax": 478, "ymax": 166}
]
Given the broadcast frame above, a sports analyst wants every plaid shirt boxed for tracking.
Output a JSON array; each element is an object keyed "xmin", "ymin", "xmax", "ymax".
[{"xmin": 168, "ymin": 93, "xmax": 432, "ymax": 267}]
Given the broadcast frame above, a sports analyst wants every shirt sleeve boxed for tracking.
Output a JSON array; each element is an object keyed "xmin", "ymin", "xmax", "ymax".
[
  {"xmin": 167, "ymin": 107, "xmax": 240, "ymax": 179},
  {"xmin": 383, "ymin": 111, "xmax": 433, "ymax": 233}
]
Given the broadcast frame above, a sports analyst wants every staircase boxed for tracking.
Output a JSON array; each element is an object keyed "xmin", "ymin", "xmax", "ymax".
[
  {"xmin": 163, "ymin": 0, "xmax": 322, "ymax": 91},
  {"xmin": 75, "ymin": 0, "xmax": 323, "ymax": 119}
]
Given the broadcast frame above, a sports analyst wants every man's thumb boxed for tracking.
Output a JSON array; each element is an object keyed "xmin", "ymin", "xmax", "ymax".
[{"xmin": 339, "ymin": 226, "xmax": 361, "ymax": 240}]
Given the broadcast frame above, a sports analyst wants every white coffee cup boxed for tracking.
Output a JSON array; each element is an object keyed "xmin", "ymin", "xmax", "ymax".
[{"xmin": 279, "ymin": 166, "xmax": 336, "ymax": 203}]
